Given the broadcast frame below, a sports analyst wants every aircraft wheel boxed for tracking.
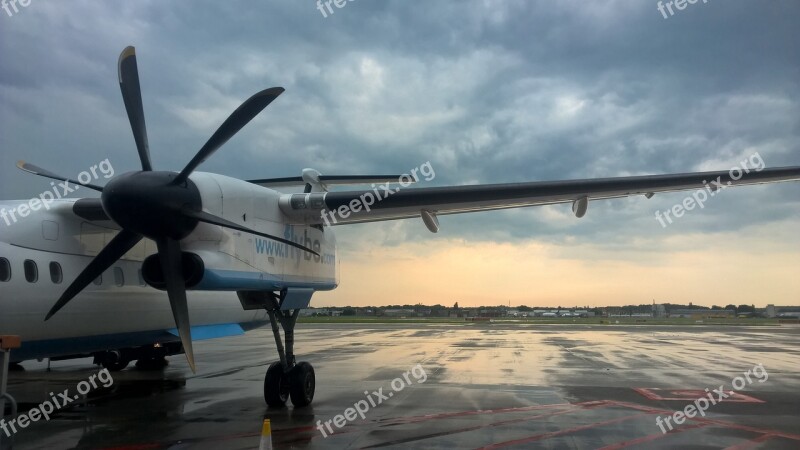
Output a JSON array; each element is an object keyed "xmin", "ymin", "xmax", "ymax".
[
  {"xmin": 264, "ymin": 362, "xmax": 290, "ymax": 407},
  {"xmin": 289, "ymin": 361, "xmax": 315, "ymax": 407},
  {"xmin": 100, "ymin": 351, "xmax": 130, "ymax": 371},
  {"xmin": 135, "ymin": 356, "xmax": 169, "ymax": 370}
]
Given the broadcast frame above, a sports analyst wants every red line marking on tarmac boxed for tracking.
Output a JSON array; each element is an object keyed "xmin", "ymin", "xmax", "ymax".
[
  {"xmin": 597, "ymin": 422, "xmax": 711, "ymax": 450},
  {"xmin": 376, "ymin": 400, "xmax": 610, "ymax": 426},
  {"xmin": 607, "ymin": 400, "xmax": 800, "ymax": 442},
  {"xmin": 101, "ymin": 445, "xmax": 163, "ymax": 450},
  {"xmin": 274, "ymin": 425, "xmax": 317, "ymax": 434},
  {"xmin": 101, "ymin": 398, "xmax": 800, "ymax": 450},
  {"xmin": 633, "ymin": 388, "xmax": 764, "ymax": 403},
  {"xmin": 311, "ymin": 401, "xmax": 611, "ymax": 440},
  {"xmin": 474, "ymin": 412, "xmax": 651, "ymax": 450},
  {"xmin": 723, "ymin": 434, "xmax": 776, "ymax": 450},
  {"xmin": 360, "ymin": 406, "xmax": 586, "ymax": 449},
  {"xmin": 472, "ymin": 400, "xmax": 800, "ymax": 450},
  {"xmin": 100, "ymin": 424, "xmax": 323, "ymax": 450},
  {"xmin": 302, "ymin": 400, "xmax": 608, "ymax": 440},
  {"xmin": 98, "ymin": 402, "xmax": 612, "ymax": 448}
]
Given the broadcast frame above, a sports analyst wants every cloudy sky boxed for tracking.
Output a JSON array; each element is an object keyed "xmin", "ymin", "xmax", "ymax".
[{"xmin": 1, "ymin": 1, "xmax": 799, "ymax": 307}]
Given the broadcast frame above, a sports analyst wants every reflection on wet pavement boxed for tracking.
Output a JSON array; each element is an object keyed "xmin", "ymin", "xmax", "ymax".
[{"xmin": 4, "ymin": 323, "xmax": 800, "ymax": 449}]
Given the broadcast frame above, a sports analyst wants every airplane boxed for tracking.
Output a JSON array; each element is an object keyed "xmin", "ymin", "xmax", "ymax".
[{"xmin": 1, "ymin": 46, "xmax": 799, "ymax": 408}]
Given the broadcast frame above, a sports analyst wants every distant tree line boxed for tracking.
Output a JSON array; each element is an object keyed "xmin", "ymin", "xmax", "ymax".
[{"xmin": 316, "ymin": 303, "xmax": 759, "ymax": 316}]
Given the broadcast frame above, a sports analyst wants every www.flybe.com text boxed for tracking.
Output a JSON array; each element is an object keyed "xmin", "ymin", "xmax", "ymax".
[{"xmin": 254, "ymin": 225, "xmax": 335, "ymax": 265}]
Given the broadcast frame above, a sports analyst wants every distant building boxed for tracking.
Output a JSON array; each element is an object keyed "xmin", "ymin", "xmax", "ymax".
[
  {"xmin": 776, "ymin": 307, "xmax": 800, "ymax": 319},
  {"xmin": 478, "ymin": 309, "xmax": 503, "ymax": 318},
  {"xmin": 306, "ymin": 308, "xmax": 343, "ymax": 317},
  {"xmin": 766, "ymin": 304, "xmax": 776, "ymax": 318},
  {"xmin": 461, "ymin": 308, "xmax": 476, "ymax": 318},
  {"xmin": 669, "ymin": 309, "xmax": 734, "ymax": 319},
  {"xmin": 382, "ymin": 309, "xmax": 415, "ymax": 317}
]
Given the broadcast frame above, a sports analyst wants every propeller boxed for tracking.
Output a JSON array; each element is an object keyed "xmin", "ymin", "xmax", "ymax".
[
  {"xmin": 174, "ymin": 87, "xmax": 284, "ymax": 185},
  {"xmin": 18, "ymin": 46, "xmax": 316, "ymax": 373},
  {"xmin": 118, "ymin": 46, "xmax": 153, "ymax": 172},
  {"xmin": 16, "ymin": 161, "xmax": 105, "ymax": 192}
]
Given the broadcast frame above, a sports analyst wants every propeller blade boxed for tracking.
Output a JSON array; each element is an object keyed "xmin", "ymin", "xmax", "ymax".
[
  {"xmin": 118, "ymin": 46, "xmax": 153, "ymax": 172},
  {"xmin": 181, "ymin": 208, "xmax": 319, "ymax": 256},
  {"xmin": 173, "ymin": 87, "xmax": 284, "ymax": 185},
  {"xmin": 17, "ymin": 161, "xmax": 105, "ymax": 192},
  {"xmin": 156, "ymin": 237, "xmax": 196, "ymax": 373},
  {"xmin": 45, "ymin": 230, "xmax": 142, "ymax": 320}
]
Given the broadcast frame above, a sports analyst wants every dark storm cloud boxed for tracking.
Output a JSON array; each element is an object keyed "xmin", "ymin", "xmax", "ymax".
[{"xmin": 1, "ymin": 0, "xmax": 798, "ymax": 249}]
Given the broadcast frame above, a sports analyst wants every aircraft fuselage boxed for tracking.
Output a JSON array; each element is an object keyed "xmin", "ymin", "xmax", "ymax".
[{"xmin": 0, "ymin": 172, "xmax": 339, "ymax": 362}]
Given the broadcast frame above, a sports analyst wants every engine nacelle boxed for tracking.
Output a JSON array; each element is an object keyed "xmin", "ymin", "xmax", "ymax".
[{"xmin": 141, "ymin": 252, "xmax": 205, "ymax": 290}]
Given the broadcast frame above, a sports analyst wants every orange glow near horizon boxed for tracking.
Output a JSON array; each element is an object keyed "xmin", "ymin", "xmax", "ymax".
[{"xmin": 317, "ymin": 222, "xmax": 800, "ymax": 309}]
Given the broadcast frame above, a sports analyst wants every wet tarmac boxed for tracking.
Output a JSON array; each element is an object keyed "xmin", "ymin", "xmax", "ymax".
[{"xmin": 2, "ymin": 323, "xmax": 800, "ymax": 449}]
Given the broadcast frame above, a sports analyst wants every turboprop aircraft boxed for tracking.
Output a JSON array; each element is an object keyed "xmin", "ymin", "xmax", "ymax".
[{"xmin": 1, "ymin": 46, "xmax": 799, "ymax": 408}]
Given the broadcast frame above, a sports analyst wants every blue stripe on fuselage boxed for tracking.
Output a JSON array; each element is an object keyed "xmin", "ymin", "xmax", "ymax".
[
  {"xmin": 193, "ymin": 268, "xmax": 337, "ymax": 291},
  {"xmin": 10, "ymin": 322, "xmax": 266, "ymax": 363}
]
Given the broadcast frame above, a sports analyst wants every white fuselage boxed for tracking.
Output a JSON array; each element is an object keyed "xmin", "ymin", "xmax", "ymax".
[{"xmin": 0, "ymin": 172, "xmax": 339, "ymax": 362}]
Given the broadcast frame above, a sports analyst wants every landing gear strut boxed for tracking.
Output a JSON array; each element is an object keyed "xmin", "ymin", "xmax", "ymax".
[{"xmin": 239, "ymin": 290, "xmax": 316, "ymax": 408}]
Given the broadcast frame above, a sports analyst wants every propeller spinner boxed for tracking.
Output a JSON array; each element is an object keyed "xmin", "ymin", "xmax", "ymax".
[{"xmin": 19, "ymin": 46, "xmax": 317, "ymax": 372}]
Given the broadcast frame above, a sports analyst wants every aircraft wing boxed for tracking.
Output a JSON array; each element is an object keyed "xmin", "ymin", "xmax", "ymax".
[
  {"xmin": 247, "ymin": 174, "xmax": 411, "ymax": 188},
  {"xmin": 278, "ymin": 166, "xmax": 800, "ymax": 227}
]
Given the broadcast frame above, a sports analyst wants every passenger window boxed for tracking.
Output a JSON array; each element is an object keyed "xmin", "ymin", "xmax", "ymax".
[
  {"xmin": 114, "ymin": 267, "xmax": 125, "ymax": 287},
  {"xmin": 49, "ymin": 262, "xmax": 63, "ymax": 284},
  {"xmin": 24, "ymin": 260, "xmax": 38, "ymax": 283},
  {"xmin": 0, "ymin": 258, "xmax": 10, "ymax": 282}
]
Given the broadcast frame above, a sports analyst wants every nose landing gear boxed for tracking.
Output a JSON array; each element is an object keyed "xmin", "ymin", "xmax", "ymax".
[{"xmin": 240, "ymin": 290, "xmax": 316, "ymax": 408}]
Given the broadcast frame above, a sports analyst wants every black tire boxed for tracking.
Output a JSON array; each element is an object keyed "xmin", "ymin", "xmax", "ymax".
[
  {"xmin": 264, "ymin": 362, "xmax": 290, "ymax": 407},
  {"xmin": 135, "ymin": 357, "xmax": 169, "ymax": 370},
  {"xmin": 289, "ymin": 362, "xmax": 315, "ymax": 407},
  {"xmin": 102, "ymin": 360, "xmax": 129, "ymax": 371},
  {"xmin": 101, "ymin": 352, "xmax": 130, "ymax": 371}
]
